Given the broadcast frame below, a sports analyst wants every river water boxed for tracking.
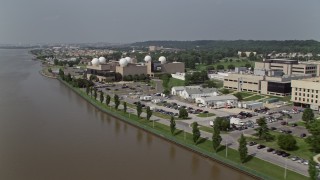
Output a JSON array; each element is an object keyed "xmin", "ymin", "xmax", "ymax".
[{"xmin": 0, "ymin": 49, "xmax": 253, "ymax": 180}]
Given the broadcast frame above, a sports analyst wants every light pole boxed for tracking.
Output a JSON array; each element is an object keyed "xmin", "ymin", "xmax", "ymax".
[
  {"xmin": 284, "ymin": 158, "xmax": 287, "ymax": 179},
  {"xmin": 225, "ymin": 138, "xmax": 228, "ymax": 158}
]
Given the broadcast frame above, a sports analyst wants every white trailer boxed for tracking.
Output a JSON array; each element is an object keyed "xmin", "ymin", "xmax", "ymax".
[
  {"xmin": 214, "ymin": 101, "xmax": 226, "ymax": 109},
  {"xmin": 246, "ymin": 102, "xmax": 263, "ymax": 110},
  {"xmin": 140, "ymin": 96, "xmax": 152, "ymax": 101}
]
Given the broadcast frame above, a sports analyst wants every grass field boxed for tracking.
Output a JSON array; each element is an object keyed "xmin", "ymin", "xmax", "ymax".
[
  {"xmin": 244, "ymin": 95, "xmax": 265, "ymax": 101},
  {"xmin": 247, "ymin": 132, "xmax": 312, "ymax": 160},
  {"xmin": 168, "ymin": 78, "xmax": 185, "ymax": 88},
  {"xmin": 61, "ymin": 79, "xmax": 308, "ymax": 180},
  {"xmin": 236, "ymin": 91, "xmax": 255, "ymax": 98}
]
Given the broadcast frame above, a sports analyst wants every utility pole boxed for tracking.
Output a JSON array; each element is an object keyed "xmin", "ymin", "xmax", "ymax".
[
  {"xmin": 284, "ymin": 158, "xmax": 287, "ymax": 179},
  {"xmin": 225, "ymin": 139, "xmax": 228, "ymax": 158}
]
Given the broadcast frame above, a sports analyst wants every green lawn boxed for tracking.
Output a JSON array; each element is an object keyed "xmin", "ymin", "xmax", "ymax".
[
  {"xmin": 236, "ymin": 91, "xmax": 255, "ymax": 98},
  {"xmin": 268, "ymin": 95, "xmax": 292, "ymax": 103},
  {"xmin": 168, "ymin": 77, "xmax": 185, "ymax": 88},
  {"xmin": 247, "ymin": 132, "xmax": 312, "ymax": 160},
  {"xmin": 244, "ymin": 95, "xmax": 265, "ymax": 101},
  {"xmin": 288, "ymin": 121, "xmax": 306, "ymax": 128},
  {"xmin": 61, "ymin": 79, "xmax": 308, "ymax": 180},
  {"xmin": 197, "ymin": 113, "xmax": 215, "ymax": 118}
]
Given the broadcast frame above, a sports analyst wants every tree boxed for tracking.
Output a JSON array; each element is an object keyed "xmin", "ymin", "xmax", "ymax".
[
  {"xmin": 227, "ymin": 64, "xmax": 235, "ymax": 70},
  {"xmin": 86, "ymin": 84, "xmax": 90, "ymax": 95},
  {"xmin": 146, "ymin": 106, "xmax": 152, "ymax": 121},
  {"xmin": 234, "ymin": 92, "xmax": 243, "ymax": 101},
  {"xmin": 217, "ymin": 64, "xmax": 224, "ymax": 70},
  {"xmin": 179, "ymin": 108, "xmax": 189, "ymax": 119},
  {"xmin": 66, "ymin": 73, "xmax": 72, "ymax": 82},
  {"xmin": 302, "ymin": 108, "xmax": 315, "ymax": 125},
  {"xmin": 58, "ymin": 69, "xmax": 64, "ymax": 78},
  {"xmin": 105, "ymin": 94, "xmax": 111, "ymax": 106},
  {"xmin": 248, "ymin": 52, "xmax": 255, "ymax": 61},
  {"xmin": 240, "ymin": 52, "xmax": 247, "ymax": 57},
  {"xmin": 114, "ymin": 73, "xmax": 122, "ymax": 81},
  {"xmin": 255, "ymin": 117, "xmax": 273, "ymax": 141},
  {"xmin": 192, "ymin": 122, "xmax": 201, "ymax": 144},
  {"xmin": 308, "ymin": 157, "xmax": 319, "ymax": 180},
  {"xmin": 238, "ymin": 134, "xmax": 248, "ymax": 163},
  {"xmin": 219, "ymin": 88, "xmax": 230, "ymax": 94},
  {"xmin": 99, "ymin": 91, "xmax": 104, "ymax": 103},
  {"xmin": 277, "ymin": 134, "xmax": 297, "ymax": 150},
  {"xmin": 123, "ymin": 102, "xmax": 127, "ymax": 113},
  {"xmin": 245, "ymin": 63, "xmax": 252, "ymax": 68},
  {"xmin": 170, "ymin": 116, "xmax": 176, "ymax": 135},
  {"xmin": 212, "ymin": 123, "xmax": 222, "ymax": 152},
  {"xmin": 93, "ymin": 88, "xmax": 97, "ymax": 100},
  {"xmin": 136, "ymin": 102, "xmax": 142, "ymax": 118},
  {"xmin": 114, "ymin": 94, "xmax": 120, "ymax": 110},
  {"xmin": 306, "ymin": 120, "xmax": 320, "ymax": 153},
  {"xmin": 90, "ymin": 87, "xmax": 93, "ymax": 97}
]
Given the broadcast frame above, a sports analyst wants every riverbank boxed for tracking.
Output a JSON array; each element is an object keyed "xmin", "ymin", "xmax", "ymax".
[{"xmin": 57, "ymin": 78, "xmax": 308, "ymax": 180}]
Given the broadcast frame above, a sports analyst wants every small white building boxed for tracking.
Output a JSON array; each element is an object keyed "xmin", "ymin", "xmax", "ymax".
[
  {"xmin": 171, "ymin": 86, "xmax": 201, "ymax": 96},
  {"xmin": 181, "ymin": 87, "xmax": 218, "ymax": 99},
  {"xmin": 195, "ymin": 95, "xmax": 238, "ymax": 106}
]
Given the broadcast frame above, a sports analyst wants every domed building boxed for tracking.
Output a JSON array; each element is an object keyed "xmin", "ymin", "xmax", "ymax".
[{"xmin": 144, "ymin": 55, "xmax": 185, "ymax": 77}]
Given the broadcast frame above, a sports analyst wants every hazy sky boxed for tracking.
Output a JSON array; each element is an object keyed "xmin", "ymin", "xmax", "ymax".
[{"xmin": 0, "ymin": 0, "xmax": 319, "ymax": 44}]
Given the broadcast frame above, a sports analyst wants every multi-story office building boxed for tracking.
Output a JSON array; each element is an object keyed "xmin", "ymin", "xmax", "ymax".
[
  {"xmin": 224, "ymin": 73, "xmax": 311, "ymax": 96},
  {"xmin": 255, "ymin": 59, "xmax": 318, "ymax": 76},
  {"xmin": 291, "ymin": 77, "xmax": 320, "ymax": 110}
]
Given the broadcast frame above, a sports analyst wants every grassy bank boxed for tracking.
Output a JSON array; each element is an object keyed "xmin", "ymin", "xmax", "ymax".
[{"xmin": 58, "ymin": 78, "xmax": 308, "ymax": 180}]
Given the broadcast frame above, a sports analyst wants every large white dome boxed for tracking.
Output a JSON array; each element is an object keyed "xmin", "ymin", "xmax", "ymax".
[
  {"xmin": 119, "ymin": 58, "xmax": 128, "ymax": 67},
  {"xmin": 144, "ymin": 55, "xmax": 152, "ymax": 62},
  {"xmin": 159, "ymin": 56, "xmax": 166, "ymax": 64},
  {"xmin": 125, "ymin": 57, "xmax": 132, "ymax": 63},
  {"xmin": 91, "ymin": 58, "xmax": 100, "ymax": 66},
  {"xmin": 98, "ymin": 57, "xmax": 107, "ymax": 64}
]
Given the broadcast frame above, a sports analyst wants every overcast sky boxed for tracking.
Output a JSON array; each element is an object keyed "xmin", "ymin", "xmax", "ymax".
[{"xmin": 0, "ymin": 0, "xmax": 319, "ymax": 44}]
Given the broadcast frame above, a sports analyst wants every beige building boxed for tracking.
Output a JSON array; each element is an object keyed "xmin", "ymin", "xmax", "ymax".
[
  {"xmin": 224, "ymin": 73, "xmax": 312, "ymax": 96},
  {"xmin": 116, "ymin": 63, "xmax": 148, "ymax": 77},
  {"xmin": 86, "ymin": 64, "xmax": 115, "ymax": 81},
  {"xmin": 291, "ymin": 77, "xmax": 320, "ymax": 110},
  {"xmin": 255, "ymin": 59, "xmax": 318, "ymax": 76}
]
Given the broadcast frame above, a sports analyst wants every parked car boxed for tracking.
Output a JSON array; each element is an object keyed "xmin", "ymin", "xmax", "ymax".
[
  {"xmin": 248, "ymin": 141, "xmax": 257, "ymax": 146},
  {"xmin": 300, "ymin": 133, "xmax": 307, "ymax": 138},
  {"xmin": 281, "ymin": 121, "xmax": 288, "ymax": 125},
  {"xmin": 257, "ymin": 144, "xmax": 266, "ymax": 149},
  {"xmin": 282, "ymin": 152, "xmax": 290, "ymax": 157},
  {"xmin": 270, "ymin": 127, "xmax": 277, "ymax": 131},
  {"xmin": 291, "ymin": 156, "xmax": 299, "ymax": 161},
  {"xmin": 291, "ymin": 123, "xmax": 298, "ymax": 127},
  {"xmin": 267, "ymin": 148, "xmax": 274, "ymax": 152}
]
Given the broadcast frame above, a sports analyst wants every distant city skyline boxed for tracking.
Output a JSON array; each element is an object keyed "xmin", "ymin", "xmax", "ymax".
[{"xmin": 0, "ymin": 0, "xmax": 319, "ymax": 44}]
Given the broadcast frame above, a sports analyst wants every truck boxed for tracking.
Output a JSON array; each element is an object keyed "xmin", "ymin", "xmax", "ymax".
[{"xmin": 140, "ymin": 96, "xmax": 152, "ymax": 101}]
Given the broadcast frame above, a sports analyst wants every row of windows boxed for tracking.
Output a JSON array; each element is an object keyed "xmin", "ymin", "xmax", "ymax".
[
  {"xmin": 294, "ymin": 97, "xmax": 319, "ymax": 104},
  {"xmin": 294, "ymin": 88, "xmax": 319, "ymax": 94},
  {"xmin": 294, "ymin": 92, "xmax": 318, "ymax": 98},
  {"xmin": 306, "ymin": 71, "xmax": 317, "ymax": 74},
  {"xmin": 224, "ymin": 79, "xmax": 259, "ymax": 84},
  {"xmin": 306, "ymin": 66, "xmax": 317, "ymax": 70}
]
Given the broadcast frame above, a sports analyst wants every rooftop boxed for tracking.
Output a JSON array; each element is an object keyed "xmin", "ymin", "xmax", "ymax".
[{"xmin": 196, "ymin": 95, "xmax": 237, "ymax": 101}]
